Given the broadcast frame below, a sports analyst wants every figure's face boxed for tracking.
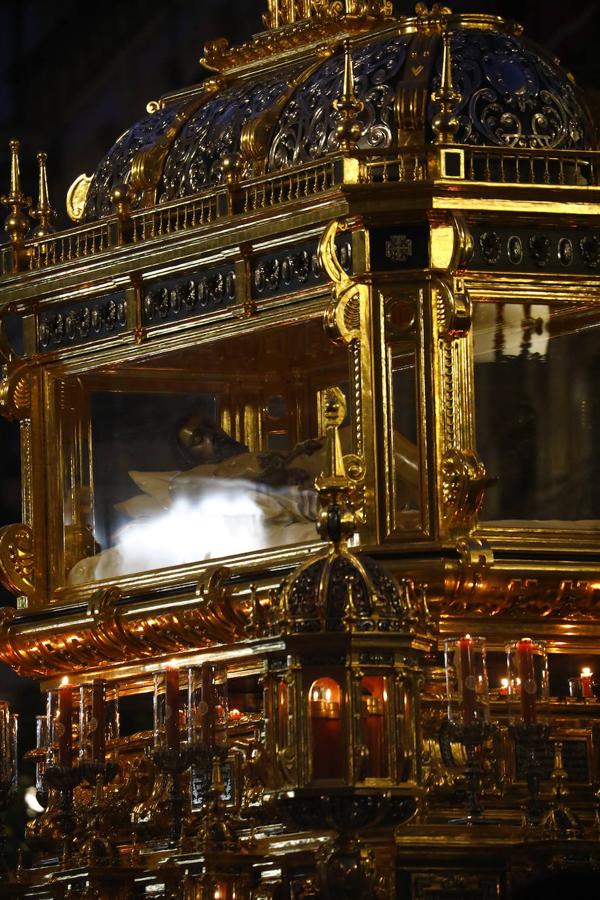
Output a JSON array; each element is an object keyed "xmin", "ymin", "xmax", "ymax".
[{"xmin": 178, "ymin": 415, "xmax": 216, "ymax": 463}]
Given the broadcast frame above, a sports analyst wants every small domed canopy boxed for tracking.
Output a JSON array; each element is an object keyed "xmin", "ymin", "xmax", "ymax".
[
  {"xmin": 82, "ymin": 13, "xmax": 594, "ymax": 222},
  {"xmin": 278, "ymin": 545, "xmax": 427, "ymax": 634}
]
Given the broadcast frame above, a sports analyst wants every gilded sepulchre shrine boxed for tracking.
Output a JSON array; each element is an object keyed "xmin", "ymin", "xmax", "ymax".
[{"xmin": 0, "ymin": 0, "xmax": 600, "ymax": 896}]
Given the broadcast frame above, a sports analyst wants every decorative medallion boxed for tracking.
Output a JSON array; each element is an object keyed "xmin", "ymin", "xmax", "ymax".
[
  {"xmin": 557, "ymin": 237, "xmax": 573, "ymax": 267},
  {"xmin": 385, "ymin": 234, "xmax": 413, "ymax": 263},
  {"xmin": 507, "ymin": 235, "xmax": 523, "ymax": 265},
  {"xmin": 528, "ymin": 234, "xmax": 551, "ymax": 267},
  {"xmin": 479, "ymin": 231, "xmax": 501, "ymax": 264},
  {"xmin": 579, "ymin": 235, "xmax": 600, "ymax": 269}
]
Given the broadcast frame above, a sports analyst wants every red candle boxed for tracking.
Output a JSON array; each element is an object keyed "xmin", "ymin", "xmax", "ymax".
[
  {"xmin": 580, "ymin": 668, "xmax": 594, "ymax": 699},
  {"xmin": 459, "ymin": 636, "xmax": 476, "ymax": 724},
  {"xmin": 517, "ymin": 639, "xmax": 537, "ymax": 725},
  {"xmin": 58, "ymin": 678, "xmax": 73, "ymax": 768},
  {"xmin": 311, "ymin": 688, "xmax": 343, "ymax": 780},
  {"xmin": 200, "ymin": 664, "xmax": 216, "ymax": 746},
  {"xmin": 91, "ymin": 680, "xmax": 106, "ymax": 763},
  {"xmin": 164, "ymin": 666, "xmax": 180, "ymax": 751}
]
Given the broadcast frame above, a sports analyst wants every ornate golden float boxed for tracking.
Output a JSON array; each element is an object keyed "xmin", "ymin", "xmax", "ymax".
[{"xmin": 0, "ymin": 1, "xmax": 599, "ymax": 896}]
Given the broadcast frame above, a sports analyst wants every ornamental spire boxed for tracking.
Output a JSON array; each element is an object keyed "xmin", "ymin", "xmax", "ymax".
[
  {"xmin": 333, "ymin": 39, "xmax": 364, "ymax": 152},
  {"xmin": 1, "ymin": 140, "xmax": 31, "ymax": 245},
  {"xmin": 431, "ymin": 28, "xmax": 461, "ymax": 142},
  {"xmin": 32, "ymin": 152, "xmax": 56, "ymax": 238},
  {"xmin": 315, "ymin": 386, "xmax": 359, "ymax": 547}
]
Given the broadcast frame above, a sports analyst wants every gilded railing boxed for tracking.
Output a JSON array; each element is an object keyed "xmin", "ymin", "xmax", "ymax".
[
  {"xmin": 26, "ymin": 219, "xmax": 113, "ymax": 270},
  {"xmin": 3, "ymin": 145, "xmax": 600, "ymax": 277},
  {"xmin": 358, "ymin": 149, "xmax": 429, "ymax": 184},
  {"xmin": 240, "ymin": 158, "xmax": 339, "ymax": 213},
  {"xmin": 131, "ymin": 192, "xmax": 218, "ymax": 243},
  {"xmin": 461, "ymin": 145, "xmax": 598, "ymax": 187}
]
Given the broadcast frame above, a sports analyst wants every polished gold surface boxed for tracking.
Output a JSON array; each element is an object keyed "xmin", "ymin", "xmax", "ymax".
[{"xmin": 0, "ymin": 0, "xmax": 599, "ymax": 896}]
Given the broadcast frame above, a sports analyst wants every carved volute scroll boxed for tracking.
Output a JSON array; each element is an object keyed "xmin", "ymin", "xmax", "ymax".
[
  {"xmin": 319, "ymin": 219, "xmax": 364, "ymax": 346},
  {"xmin": 434, "ymin": 277, "xmax": 471, "ymax": 339},
  {"xmin": 0, "ymin": 523, "xmax": 34, "ymax": 597},
  {"xmin": 0, "ymin": 367, "xmax": 31, "ymax": 421},
  {"xmin": 129, "ymin": 77, "xmax": 224, "ymax": 206},
  {"xmin": 240, "ymin": 54, "xmax": 332, "ymax": 177},
  {"xmin": 441, "ymin": 448, "xmax": 486, "ymax": 532}
]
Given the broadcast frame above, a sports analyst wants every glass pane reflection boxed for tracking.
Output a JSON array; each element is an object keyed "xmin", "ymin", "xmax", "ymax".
[
  {"xmin": 63, "ymin": 318, "xmax": 350, "ymax": 584},
  {"xmin": 474, "ymin": 301, "xmax": 600, "ymax": 526}
]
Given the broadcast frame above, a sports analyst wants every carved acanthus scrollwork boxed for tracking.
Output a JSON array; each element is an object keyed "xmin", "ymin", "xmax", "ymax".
[
  {"xmin": 0, "ymin": 523, "xmax": 34, "ymax": 597},
  {"xmin": 129, "ymin": 77, "xmax": 224, "ymax": 205},
  {"xmin": 441, "ymin": 448, "xmax": 486, "ymax": 531},
  {"xmin": 240, "ymin": 55, "xmax": 330, "ymax": 176},
  {"xmin": 263, "ymin": 1, "xmax": 392, "ymax": 30},
  {"xmin": 191, "ymin": 566, "xmax": 245, "ymax": 644},
  {"xmin": 0, "ymin": 366, "xmax": 31, "ymax": 421},
  {"xmin": 87, "ymin": 586, "xmax": 135, "ymax": 660},
  {"xmin": 319, "ymin": 219, "xmax": 364, "ymax": 347}
]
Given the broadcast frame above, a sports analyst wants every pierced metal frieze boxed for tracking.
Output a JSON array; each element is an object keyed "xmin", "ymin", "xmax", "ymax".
[
  {"xmin": 268, "ymin": 36, "xmax": 412, "ymax": 171},
  {"xmin": 142, "ymin": 267, "xmax": 236, "ymax": 326},
  {"xmin": 471, "ymin": 225, "xmax": 600, "ymax": 273},
  {"xmin": 37, "ymin": 292, "xmax": 128, "ymax": 353},
  {"xmin": 160, "ymin": 67, "xmax": 303, "ymax": 203},
  {"xmin": 83, "ymin": 103, "xmax": 183, "ymax": 221},
  {"xmin": 251, "ymin": 237, "xmax": 351, "ymax": 301},
  {"xmin": 429, "ymin": 29, "xmax": 592, "ymax": 149}
]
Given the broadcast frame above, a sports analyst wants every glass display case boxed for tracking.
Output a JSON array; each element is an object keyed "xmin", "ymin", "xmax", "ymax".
[
  {"xmin": 53, "ymin": 316, "xmax": 352, "ymax": 587},
  {"xmin": 473, "ymin": 300, "xmax": 600, "ymax": 529}
]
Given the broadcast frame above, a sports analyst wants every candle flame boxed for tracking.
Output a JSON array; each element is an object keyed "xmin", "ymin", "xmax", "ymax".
[
  {"xmin": 501, "ymin": 678, "xmax": 509, "ymax": 689},
  {"xmin": 165, "ymin": 659, "xmax": 179, "ymax": 669},
  {"xmin": 312, "ymin": 689, "xmax": 319, "ymax": 702},
  {"xmin": 60, "ymin": 676, "xmax": 70, "ymax": 687},
  {"xmin": 325, "ymin": 688, "xmax": 332, "ymax": 702},
  {"xmin": 581, "ymin": 667, "xmax": 593, "ymax": 678}
]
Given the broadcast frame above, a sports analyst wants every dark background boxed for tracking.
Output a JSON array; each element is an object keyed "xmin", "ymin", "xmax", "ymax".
[{"xmin": 0, "ymin": 0, "xmax": 598, "ymax": 854}]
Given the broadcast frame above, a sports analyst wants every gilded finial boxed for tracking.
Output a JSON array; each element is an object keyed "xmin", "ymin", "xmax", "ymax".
[
  {"xmin": 32, "ymin": 152, "xmax": 56, "ymax": 238},
  {"xmin": 431, "ymin": 29, "xmax": 461, "ymax": 143},
  {"xmin": 315, "ymin": 386, "xmax": 359, "ymax": 546},
  {"xmin": 1, "ymin": 140, "xmax": 31, "ymax": 244},
  {"xmin": 333, "ymin": 40, "xmax": 364, "ymax": 153}
]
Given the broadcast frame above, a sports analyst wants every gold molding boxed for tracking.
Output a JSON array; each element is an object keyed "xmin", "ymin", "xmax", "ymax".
[{"xmin": 129, "ymin": 77, "xmax": 225, "ymax": 206}]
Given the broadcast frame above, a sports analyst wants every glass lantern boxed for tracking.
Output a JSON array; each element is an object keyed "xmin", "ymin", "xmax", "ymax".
[
  {"xmin": 153, "ymin": 666, "xmax": 184, "ymax": 751},
  {"xmin": 444, "ymin": 636, "xmax": 490, "ymax": 726},
  {"xmin": 308, "ymin": 677, "xmax": 343, "ymax": 780},
  {"xmin": 186, "ymin": 663, "xmax": 228, "ymax": 751},
  {"xmin": 79, "ymin": 679, "xmax": 110, "ymax": 764},
  {"xmin": 505, "ymin": 638, "xmax": 549, "ymax": 725}
]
